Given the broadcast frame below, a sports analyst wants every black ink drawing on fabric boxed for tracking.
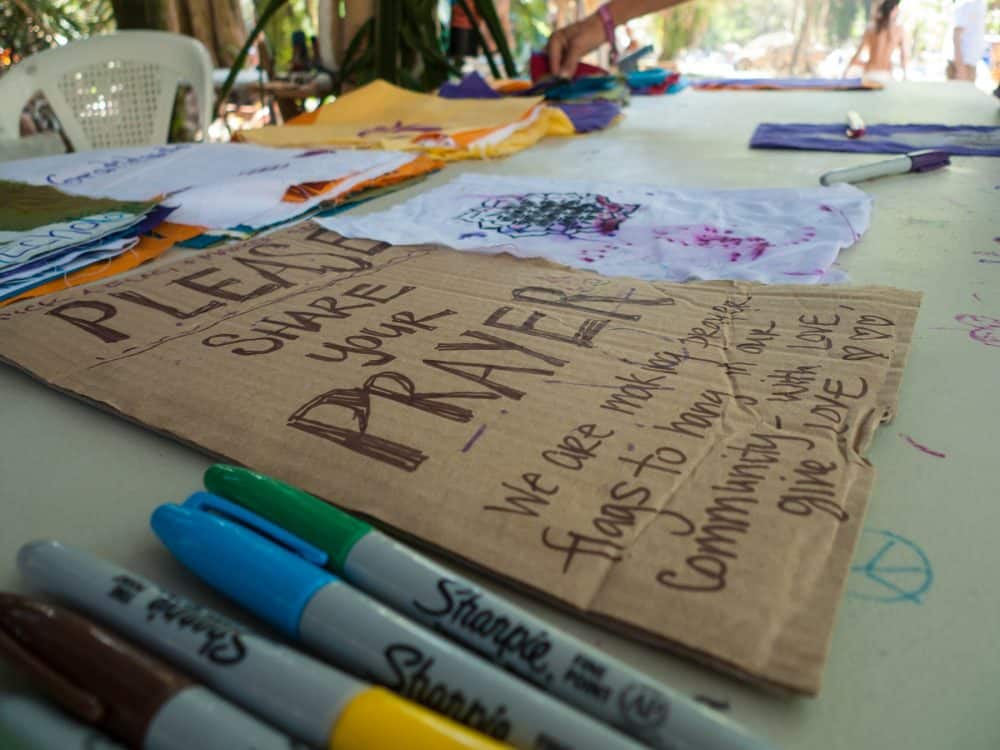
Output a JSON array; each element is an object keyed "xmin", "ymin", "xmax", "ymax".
[{"xmin": 456, "ymin": 192, "xmax": 640, "ymax": 239}]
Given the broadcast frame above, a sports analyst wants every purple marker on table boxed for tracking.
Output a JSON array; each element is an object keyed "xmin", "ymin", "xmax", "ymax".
[{"xmin": 820, "ymin": 150, "xmax": 950, "ymax": 186}]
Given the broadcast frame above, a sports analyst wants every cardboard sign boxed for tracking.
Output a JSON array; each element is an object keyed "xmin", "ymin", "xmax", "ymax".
[{"xmin": 0, "ymin": 222, "xmax": 921, "ymax": 695}]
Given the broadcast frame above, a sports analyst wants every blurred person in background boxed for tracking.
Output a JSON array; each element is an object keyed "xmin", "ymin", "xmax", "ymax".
[
  {"xmin": 947, "ymin": 0, "xmax": 987, "ymax": 80},
  {"xmin": 841, "ymin": 0, "xmax": 910, "ymax": 82},
  {"xmin": 547, "ymin": 0, "xmax": 687, "ymax": 77}
]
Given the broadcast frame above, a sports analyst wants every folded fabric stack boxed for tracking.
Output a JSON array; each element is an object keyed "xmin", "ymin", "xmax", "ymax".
[
  {"xmin": 0, "ymin": 181, "xmax": 173, "ymax": 304},
  {"xmin": 524, "ymin": 52, "xmax": 685, "ymax": 98},
  {"xmin": 0, "ymin": 143, "xmax": 441, "ymax": 306},
  {"xmin": 237, "ymin": 80, "xmax": 568, "ymax": 161},
  {"xmin": 438, "ymin": 72, "xmax": 621, "ymax": 135}
]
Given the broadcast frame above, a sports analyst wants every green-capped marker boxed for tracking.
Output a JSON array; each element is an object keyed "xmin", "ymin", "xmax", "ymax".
[
  {"xmin": 204, "ymin": 465, "xmax": 370, "ymax": 573},
  {"xmin": 203, "ymin": 464, "xmax": 776, "ymax": 750}
]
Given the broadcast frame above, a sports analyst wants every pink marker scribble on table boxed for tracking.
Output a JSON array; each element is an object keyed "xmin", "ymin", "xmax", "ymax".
[
  {"xmin": 899, "ymin": 433, "xmax": 947, "ymax": 459},
  {"xmin": 652, "ymin": 224, "xmax": 817, "ymax": 262},
  {"xmin": 955, "ymin": 313, "xmax": 1000, "ymax": 347}
]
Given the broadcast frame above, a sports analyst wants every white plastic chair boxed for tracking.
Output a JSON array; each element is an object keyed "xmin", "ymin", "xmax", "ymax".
[{"xmin": 0, "ymin": 31, "xmax": 213, "ymax": 150}]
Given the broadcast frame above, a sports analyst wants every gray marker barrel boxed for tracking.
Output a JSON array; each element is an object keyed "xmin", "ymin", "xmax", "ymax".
[
  {"xmin": 299, "ymin": 581, "xmax": 646, "ymax": 750},
  {"xmin": 0, "ymin": 693, "xmax": 124, "ymax": 750},
  {"xmin": 345, "ymin": 533, "xmax": 772, "ymax": 750},
  {"xmin": 145, "ymin": 686, "xmax": 303, "ymax": 750},
  {"xmin": 18, "ymin": 541, "xmax": 353, "ymax": 749}
]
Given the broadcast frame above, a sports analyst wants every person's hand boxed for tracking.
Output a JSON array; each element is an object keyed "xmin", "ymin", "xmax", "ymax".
[{"xmin": 546, "ymin": 14, "xmax": 607, "ymax": 79}]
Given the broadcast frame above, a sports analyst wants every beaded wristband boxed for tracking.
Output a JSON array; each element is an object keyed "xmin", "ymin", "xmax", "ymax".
[{"xmin": 597, "ymin": 3, "xmax": 619, "ymax": 64}]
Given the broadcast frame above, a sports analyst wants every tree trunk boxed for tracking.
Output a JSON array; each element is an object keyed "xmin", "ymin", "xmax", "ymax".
[
  {"xmin": 179, "ymin": 0, "xmax": 219, "ymax": 64},
  {"xmin": 788, "ymin": 0, "xmax": 818, "ymax": 74},
  {"xmin": 208, "ymin": 0, "xmax": 247, "ymax": 68},
  {"xmin": 112, "ymin": 0, "xmax": 180, "ymax": 31}
]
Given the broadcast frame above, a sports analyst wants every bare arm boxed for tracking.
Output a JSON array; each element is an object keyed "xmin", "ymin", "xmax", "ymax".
[
  {"xmin": 547, "ymin": 0, "xmax": 690, "ymax": 78},
  {"xmin": 899, "ymin": 30, "xmax": 910, "ymax": 80},
  {"xmin": 842, "ymin": 31, "xmax": 870, "ymax": 78},
  {"xmin": 953, "ymin": 27, "xmax": 965, "ymax": 67}
]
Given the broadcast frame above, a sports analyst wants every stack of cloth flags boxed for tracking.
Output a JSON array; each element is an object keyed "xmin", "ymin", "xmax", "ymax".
[
  {"xmin": 236, "ymin": 63, "xmax": 679, "ymax": 159},
  {"xmin": 437, "ymin": 57, "xmax": 684, "ymax": 136},
  {"xmin": 238, "ymin": 79, "xmax": 569, "ymax": 160},
  {"xmin": 0, "ymin": 143, "xmax": 441, "ymax": 306},
  {"xmin": 0, "ymin": 181, "xmax": 178, "ymax": 306}
]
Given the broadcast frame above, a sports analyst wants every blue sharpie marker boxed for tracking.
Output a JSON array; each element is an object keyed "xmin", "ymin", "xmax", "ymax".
[{"xmin": 152, "ymin": 492, "xmax": 648, "ymax": 750}]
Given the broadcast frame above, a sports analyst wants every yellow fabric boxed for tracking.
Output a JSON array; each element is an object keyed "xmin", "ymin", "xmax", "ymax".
[
  {"xmin": 328, "ymin": 688, "xmax": 510, "ymax": 750},
  {"xmin": 544, "ymin": 106, "xmax": 576, "ymax": 136},
  {"xmin": 238, "ymin": 79, "xmax": 547, "ymax": 158}
]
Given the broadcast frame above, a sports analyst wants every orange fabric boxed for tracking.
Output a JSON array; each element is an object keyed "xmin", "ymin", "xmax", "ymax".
[
  {"xmin": 494, "ymin": 80, "xmax": 534, "ymax": 94},
  {"xmin": 282, "ymin": 155, "xmax": 444, "ymax": 204},
  {"xmin": 0, "ymin": 223, "xmax": 203, "ymax": 308},
  {"xmin": 285, "ymin": 109, "xmax": 321, "ymax": 126}
]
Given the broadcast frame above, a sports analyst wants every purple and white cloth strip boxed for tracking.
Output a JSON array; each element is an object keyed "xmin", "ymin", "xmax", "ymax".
[
  {"xmin": 693, "ymin": 77, "xmax": 874, "ymax": 90},
  {"xmin": 751, "ymin": 123, "xmax": 1000, "ymax": 156}
]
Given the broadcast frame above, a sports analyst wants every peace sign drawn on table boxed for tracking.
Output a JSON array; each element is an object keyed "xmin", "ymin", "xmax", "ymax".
[{"xmin": 847, "ymin": 528, "xmax": 933, "ymax": 604}]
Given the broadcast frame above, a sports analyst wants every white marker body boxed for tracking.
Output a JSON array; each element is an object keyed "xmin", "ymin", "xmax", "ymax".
[
  {"xmin": 820, "ymin": 155, "xmax": 912, "ymax": 185},
  {"xmin": 143, "ymin": 686, "xmax": 301, "ymax": 750},
  {"xmin": 0, "ymin": 693, "xmax": 124, "ymax": 749},
  {"xmin": 299, "ymin": 581, "xmax": 648, "ymax": 750}
]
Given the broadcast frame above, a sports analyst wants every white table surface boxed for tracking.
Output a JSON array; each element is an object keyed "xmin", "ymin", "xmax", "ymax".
[{"xmin": 2, "ymin": 81, "xmax": 998, "ymax": 750}]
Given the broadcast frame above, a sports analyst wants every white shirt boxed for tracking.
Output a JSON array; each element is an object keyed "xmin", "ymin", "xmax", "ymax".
[{"xmin": 953, "ymin": 0, "xmax": 987, "ymax": 65}]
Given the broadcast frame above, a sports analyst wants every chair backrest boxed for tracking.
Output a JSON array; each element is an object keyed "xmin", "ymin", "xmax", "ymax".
[{"xmin": 0, "ymin": 31, "xmax": 213, "ymax": 150}]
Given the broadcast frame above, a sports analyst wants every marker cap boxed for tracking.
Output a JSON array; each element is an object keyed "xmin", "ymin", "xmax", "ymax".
[
  {"xmin": 151, "ymin": 492, "xmax": 335, "ymax": 637},
  {"xmin": 330, "ymin": 687, "xmax": 509, "ymax": 750},
  {"xmin": 205, "ymin": 464, "xmax": 371, "ymax": 574},
  {"xmin": 0, "ymin": 594, "xmax": 189, "ymax": 746},
  {"xmin": 908, "ymin": 149, "xmax": 950, "ymax": 172}
]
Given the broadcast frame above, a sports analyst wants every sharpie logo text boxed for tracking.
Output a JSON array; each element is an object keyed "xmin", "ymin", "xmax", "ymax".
[
  {"xmin": 144, "ymin": 595, "xmax": 247, "ymax": 665},
  {"xmin": 413, "ymin": 579, "xmax": 552, "ymax": 678},
  {"xmin": 384, "ymin": 644, "xmax": 512, "ymax": 740}
]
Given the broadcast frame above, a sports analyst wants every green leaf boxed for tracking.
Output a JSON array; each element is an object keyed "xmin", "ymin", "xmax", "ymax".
[
  {"xmin": 454, "ymin": 0, "xmax": 501, "ymax": 79},
  {"xmin": 399, "ymin": 67, "xmax": 423, "ymax": 91},
  {"xmin": 472, "ymin": 0, "xmax": 518, "ymax": 77},
  {"xmin": 374, "ymin": 0, "xmax": 401, "ymax": 85},
  {"xmin": 215, "ymin": 0, "xmax": 291, "ymax": 115}
]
